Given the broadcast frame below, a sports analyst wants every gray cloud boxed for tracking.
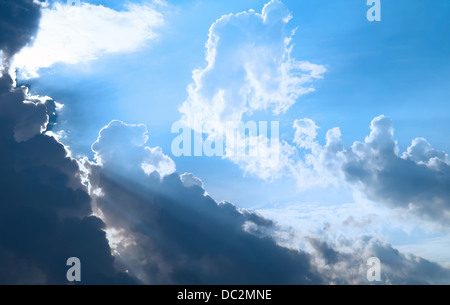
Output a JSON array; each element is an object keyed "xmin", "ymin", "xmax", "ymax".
[
  {"xmin": 0, "ymin": 72, "xmax": 136, "ymax": 284},
  {"xmin": 87, "ymin": 120, "xmax": 323, "ymax": 284},
  {"xmin": 294, "ymin": 115, "xmax": 450, "ymax": 225},
  {"xmin": 0, "ymin": 0, "xmax": 135, "ymax": 284},
  {"xmin": 0, "ymin": 0, "xmax": 41, "ymax": 61},
  {"xmin": 343, "ymin": 115, "xmax": 450, "ymax": 225},
  {"xmin": 308, "ymin": 236, "xmax": 450, "ymax": 285}
]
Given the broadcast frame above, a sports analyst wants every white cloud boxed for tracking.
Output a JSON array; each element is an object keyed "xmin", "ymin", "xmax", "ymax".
[
  {"xmin": 92, "ymin": 120, "xmax": 175, "ymax": 178},
  {"xmin": 402, "ymin": 137, "xmax": 448, "ymax": 167},
  {"xmin": 180, "ymin": 173, "xmax": 204, "ymax": 189},
  {"xmin": 13, "ymin": 2, "xmax": 164, "ymax": 78},
  {"xmin": 176, "ymin": 0, "xmax": 325, "ymax": 180},
  {"xmin": 179, "ymin": 0, "xmax": 325, "ymax": 130}
]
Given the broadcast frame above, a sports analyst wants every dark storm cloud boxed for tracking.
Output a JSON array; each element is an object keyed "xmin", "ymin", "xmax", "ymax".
[
  {"xmin": 87, "ymin": 120, "xmax": 323, "ymax": 285},
  {"xmin": 0, "ymin": 0, "xmax": 135, "ymax": 284},
  {"xmin": 0, "ymin": 72, "xmax": 136, "ymax": 284},
  {"xmin": 0, "ymin": 0, "xmax": 41, "ymax": 61}
]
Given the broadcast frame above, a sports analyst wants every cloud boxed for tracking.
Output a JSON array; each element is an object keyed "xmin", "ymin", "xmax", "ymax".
[
  {"xmin": 13, "ymin": 2, "xmax": 164, "ymax": 78},
  {"xmin": 86, "ymin": 121, "xmax": 323, "ymax": 284},
  {"xmin": 258, "ymin": 198, "xmax": 450, "ymax": 284},
  {"xmin": 84, "ymin": 118, "xmax": 450, "ymax": 285},
  {"xmin": 0, "ymin": 0, "xmax": 41, "ymax": 61},
  {"xmin": 179, "ymin": 0, "xmax": 325, "ymax": 128},
  {"xmin": 181, "ymin": 0, "xmax": 325, "ymax": 126},
  {"xmin": 308, "ymin": 236, "xmax": 450, "ymax": 285},
  {"xmin": 175, "ymin": 0, "xmax": 325, "ymax": 180},
  {"xmin": 91, "ymin": 120, "xmax": 175, "ymax": 178},
  {"xmin": 289, "ymin": 115, "xmax": 450, "ymax": 225},
  {"xmin": 0, "ymin": 74, "xmax": 137, "ymax": 284},
  {"xmin": 0, "ymin": 0, "xmax": 135, "ymax": 284},
  {"xmin": 180, "ymin": 172, "xmax": 204, "ymax": 189},
  {"xmin": 2, "ymin": 0, "xmax": 324, "ymax": 285},
  {"xmin": 2, "ymin": 0, "xmax": 448, "ymax": 286},
  {"xmin": 342, "ymin": 116, "xmax": 450, "ymax": 225}
]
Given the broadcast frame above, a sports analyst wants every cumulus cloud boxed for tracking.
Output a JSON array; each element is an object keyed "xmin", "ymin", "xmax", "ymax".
[
  {"xmin": 180, "ymin": 0, "xmax": 325, "ymax": 130},
  {"xmin": 342, "ymin": 116, "xmax": 450, "ymax": 225},
  {"xmin": 86, "ymin": 121, "xmax": 322, "ymax": 284},
  {"xmin": 174, "ymin": 0, "xmax": 325, "ymax": 179},
  {"xmin": 13, "ymin": 2, "xmax": 164, "ymax": 78},
  {"xmin": 180, "ymin": 172, "xmax": 204, "ymax": 189},
  {"xmin": 92, "ymin": 120, "xmax": 175, "ymax": 178},
  {"xmin": 289, "ymin": 115, "xmax": 450, "ymax": 225}
]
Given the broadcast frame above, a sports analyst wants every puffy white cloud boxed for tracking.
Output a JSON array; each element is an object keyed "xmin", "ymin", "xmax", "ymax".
[
  {"xmin": 180, "ymin": 0, "xmax": 325, "ymax": 129},
  {"xmin": 293, "ymin": 118, "xmax": 319, "ymax": 149},
  {"xmin": 180, "ymin": 172, "xmax": 204, "ymax": 189},
  {"xmin": 13, "ymin": 2, "xmax": 164, "ymax": 78},
  {"xmin": 92, "ymin": 120, "xmax": 175, "ymax": 178},
  {"xmin": 175, "ymin": 0, "xmax": 325, "ymax": 179},
  {"xmin": 402, "ymin": 137, "xmax": 448, "ymax": 167}
]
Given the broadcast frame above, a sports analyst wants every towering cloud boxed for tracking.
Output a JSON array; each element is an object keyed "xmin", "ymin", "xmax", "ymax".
[
  {"xmin": 176, "ymin": 0, "xmax": 325, "ymax": 179},
  {"xmin": 180, "ymin": 0, "xmax": 325, "ymax": 131}
]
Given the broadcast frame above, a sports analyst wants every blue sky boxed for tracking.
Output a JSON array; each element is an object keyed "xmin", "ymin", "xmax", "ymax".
[
  {"xmin": 22, "ymin": 0, "xmax": 450, "ymax": 206},
  {"xmin": 11, "ymin": 0, "xmax": 450, "ymax": 273}
]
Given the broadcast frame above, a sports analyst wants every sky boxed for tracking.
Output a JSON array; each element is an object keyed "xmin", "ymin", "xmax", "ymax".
[{"xmin": 0, "ymin": 0, "xmax": 450, "ymax": 284}]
